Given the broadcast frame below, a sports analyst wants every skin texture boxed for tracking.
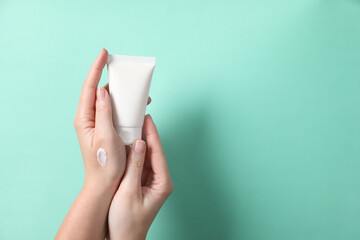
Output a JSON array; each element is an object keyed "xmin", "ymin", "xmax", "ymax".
[
  {"xmin": 56, "ymin": 48, "xmax": 173, "ymax": 240},
  {"xmin": 108, "ymin": 115, "xmax": 174, "ymax": 240}
]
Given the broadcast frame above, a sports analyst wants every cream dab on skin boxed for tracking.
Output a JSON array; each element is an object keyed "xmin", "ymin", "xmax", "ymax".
[{"xmin": 97, "ymin": 148, "xmax": 107, "ymax": 168}]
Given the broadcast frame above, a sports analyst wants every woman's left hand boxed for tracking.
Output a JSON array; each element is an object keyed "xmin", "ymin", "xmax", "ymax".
[
  {"xmin": 56, "ymin": 48, "xmax": 126, "ymax": 240},
  {"xmin": 74, "ymin": 48, "xmax": 126, "ymax": 193}
]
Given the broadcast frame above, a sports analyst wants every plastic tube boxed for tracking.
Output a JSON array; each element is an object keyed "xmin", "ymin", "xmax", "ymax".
[{"xmin": 107, "ymin": 54, "xmax": 156, "ymax": 145}]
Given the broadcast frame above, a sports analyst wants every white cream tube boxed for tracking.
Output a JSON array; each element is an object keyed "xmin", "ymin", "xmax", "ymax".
[{"xmin": 107, "ymin": 54, "xmax": 156, "ymax": 145}]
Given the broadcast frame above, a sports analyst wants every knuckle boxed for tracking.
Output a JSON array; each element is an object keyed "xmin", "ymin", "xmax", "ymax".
[
  {"xmin": 73, "ymin": 116, "xmax": 81, "ymax": 130},
  {"xmin": 132, "ymin": 157, "xmax": 143, "ymax": 168},
  {"xmin": 160, "ymin": 181, "xmax": 174, "ymax": 197},
  {"xmin": 96, "ymin": 101, "xmax": 109, "ymax": 113},
  {"xmin": 95, "ymin": 134, "xmax": 106, "ymax": 145},
  {"xmin": 94, "ymin": 131, "xmax": 118, "ymax": 146},
  {"xmin": 94, "ymin": 65, "xmax": 103, "ymax": 72},
  {"xmin": 167, "ymin": 181, "xmax": 174, "ymax": 194},
  {"xmin": 73, "ymin": 118, "xmax": 78, "ymax": 128}
]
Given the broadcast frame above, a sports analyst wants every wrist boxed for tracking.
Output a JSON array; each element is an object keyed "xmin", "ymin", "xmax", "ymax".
[
  {"xmin": 109, "ymin": 231, "xmax": 146, "ymax": 240},
  {"xmin": 56, "ymin": 182, "xmax": 114, "ymax": 240},
  {"xmin": 82, "ymin": 180, "xmax": 117, "ymax": 201}
]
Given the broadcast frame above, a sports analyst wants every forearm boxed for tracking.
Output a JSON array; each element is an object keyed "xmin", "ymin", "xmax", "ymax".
[{"xmin": 55, "ymin": 184, "xmax": 114, "ymax": 240}]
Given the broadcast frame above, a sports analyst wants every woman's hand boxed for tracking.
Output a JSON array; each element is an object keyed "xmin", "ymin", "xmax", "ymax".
[
  {"xmin": 108, "ymin": 114, "xmax": 174, "ymax": 240},
  {"xmin": 56, "ymin": 49, "xmax": 126, "ymax": 240},
  {"xmin": 73, "ymin": 48, "xmax": 126, "ymax": 193}
]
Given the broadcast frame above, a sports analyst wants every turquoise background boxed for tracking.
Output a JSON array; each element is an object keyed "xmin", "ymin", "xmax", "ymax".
[{"xmin": 1, "ymin": 0, "xmax": 360, "ymax": 239}]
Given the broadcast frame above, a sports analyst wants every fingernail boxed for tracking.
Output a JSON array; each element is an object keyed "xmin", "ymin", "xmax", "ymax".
[
  {"xmin": 97, "ymin": 88, "xmax": 105, "ymax": 100},
  {"xmin": 146, "ymin": 114, "xmax": 152, "ymax": 123},
  {"xmin": 133, "ymin": 140, "xmax": 146, "ymax": 154},
  {"xmin": 97, "ymin": 48, "xmax": 106, "ymax": 59}
]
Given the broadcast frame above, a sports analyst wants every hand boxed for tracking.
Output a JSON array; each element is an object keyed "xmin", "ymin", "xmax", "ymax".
[
  {"xmin": 108, "ymin": 114, "xmax": 174, "ymax": 240},
  {"xmin": 74, "ymin": 49, "xmax": 126, "ymax": 192},
  {"xmin": 56, "ymin": 49, "xmax": 126, "ymax": 240}
]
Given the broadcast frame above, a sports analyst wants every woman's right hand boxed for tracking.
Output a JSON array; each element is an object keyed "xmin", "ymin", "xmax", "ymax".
[{"xmin": 108, "ymin": 114, "xmax": 174, "ymax": 240}]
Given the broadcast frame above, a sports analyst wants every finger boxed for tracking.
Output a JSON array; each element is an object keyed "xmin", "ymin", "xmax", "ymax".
[
  {"xmin": 95, "ymin": 87, "xmax": 114, "ymax": 134},
  {"xmin": 122, "ymin": 140, "xmax": 147, "ymax": 193},
  {"xmin": 147, "ymin": 96, "xmax": 152, "ymax": 105},
  {"xmin": 141, "ymin": 122, "xmax": 152, "ymax": 186},
  {"xmin": 143, "ymin": 115, "xmax": 171, "ymax": 185},
  {"xmin": 77, "ymin": 49, "xmax": 108, "ymax": 119}
]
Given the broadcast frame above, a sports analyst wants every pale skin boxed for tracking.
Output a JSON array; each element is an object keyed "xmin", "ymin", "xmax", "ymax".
[{"xmin": 56, "ymin": 49, "xmax": 173, "ymax": 240}]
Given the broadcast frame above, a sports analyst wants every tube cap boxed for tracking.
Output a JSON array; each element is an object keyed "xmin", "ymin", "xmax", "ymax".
[{"xmin": 115, "ymin": 127, "xmax": 142, "ymax": 145}]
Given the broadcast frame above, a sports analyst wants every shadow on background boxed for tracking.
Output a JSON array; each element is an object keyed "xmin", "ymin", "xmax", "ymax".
[{"xmin": 162, "ymin": 104, "xmax": 235, "ymax": 239}]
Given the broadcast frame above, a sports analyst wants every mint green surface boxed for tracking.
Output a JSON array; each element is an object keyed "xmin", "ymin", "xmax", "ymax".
[{"xmin": 1, "ymin": 1, "xmax": 360, "ymax": 239}]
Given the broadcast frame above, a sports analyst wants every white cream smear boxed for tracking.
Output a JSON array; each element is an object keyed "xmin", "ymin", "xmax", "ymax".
[{"xmin": 97, "ymin": 148, "xmax": 107, "ymax": 168}]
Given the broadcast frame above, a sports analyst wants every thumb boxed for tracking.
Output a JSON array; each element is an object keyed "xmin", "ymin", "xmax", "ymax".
[
  {"xmin": 95, "ymin": 87, "xmax": 114, "ymax": 133},
  {"xmin": 121, "ymin": 140, "xmax": 146, "ymax": 194}
]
